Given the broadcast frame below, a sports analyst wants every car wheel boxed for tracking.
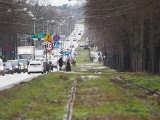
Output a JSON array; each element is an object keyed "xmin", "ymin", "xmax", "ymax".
[
  {"xmin": 2, "ymin": 72, "xmax": 4, "ymax": 76},
  {"xmin": 41, "ymin": 72, "xmax": 44, "ymax": 74},
  {"xmin": 12, "ymin": 72, "xmax": 13, "ymax": 75},
  {"xmin": 28, "ymin": 72, "xmax": 30, "ymax": 74}
]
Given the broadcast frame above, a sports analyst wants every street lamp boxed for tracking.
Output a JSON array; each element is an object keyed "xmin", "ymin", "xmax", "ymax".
[
  {"xmin": 47, "ymin": 20, "xmax": 56, "ymax": 34},
  {"xmin": 47, "ymin": 20, "xmax": 50, "ymax": 33},
  {"xmin": 32, "ymin": 17, "xmax": 43, "ymax": 34}
]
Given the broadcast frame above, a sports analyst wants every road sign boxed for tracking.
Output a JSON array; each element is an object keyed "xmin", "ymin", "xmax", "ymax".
[
  {"xmin": 32, "ymin": 33, "xmax": 53, "ymax": 41},
  {"xmin": 66, "ymin": 52, "xmax": 69, "ymax": 55},
  {"xmin": 54, "ymin": 42, "xmax": 60, "ymax": 49},
  {"xmin": 5, "ymin": 51, "xmax": 11, "ymax": 54},
  {"xmin": 5, "ymin": 45, "xmax": 11, "ymax": 52},
  {"xmin": 53, "ymin": 34, "xmax": 60, "ymax": 42},
  {"xmin": 44, "ymin": 33, "xmax": 53, "ymax": 42},
  {"xmin": 44, "ymin": 41, "xmax": 54, "ymax": 51}
]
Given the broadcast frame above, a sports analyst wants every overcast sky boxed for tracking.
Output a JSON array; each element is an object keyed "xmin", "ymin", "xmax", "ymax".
[{"xmin": 48, "ymin": 0, "xmax": 77, "ymax": 6}]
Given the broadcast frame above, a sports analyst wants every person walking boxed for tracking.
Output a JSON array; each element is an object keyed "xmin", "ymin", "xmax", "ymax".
[
  {"xmin": 71, "ymin": 57, "xmax": 76, "ymax": 66},
  {"xmin": 58, "ymin": 56, "xmax": 63, "ymax": 71},
  {"xmin": 66, "ymin": 59, "xmax": 71, "ymax": 72},
  {"xmin": 98, "ymin": 55, "xmax": 102, "ymax": 66}
]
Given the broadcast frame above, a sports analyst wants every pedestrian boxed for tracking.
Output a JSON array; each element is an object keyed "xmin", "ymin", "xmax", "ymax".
[
  {"xmin": 71, "ymin": 57, "xmax": 76, "ymax": 66},
  {"xmin": 46, "ymin": 62, "xmax": 51, "ymax": 72},
  {"xmin": 58, "ymin": 56, "xmax": 63, "ymax": 71},
  {"xmin": 98, "ymin": 56, "xmax": 102, "ymax": 66},
  {"xmin": 66, "ymin": 59, "xmax": 71, "ymax": 72},
  {"xmin": 73, "ymin": 57, "xmax": 76, "ymax": 65}
]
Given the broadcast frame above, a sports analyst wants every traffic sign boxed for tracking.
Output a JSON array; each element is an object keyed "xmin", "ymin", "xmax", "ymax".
[
  {"xmin": 66, "ymin": 52, "xmax": 69, "ymax": 55},
  {"xmin": 5, "ymin": 51, "xmax": 11, "ymax": 54},
  {"xmin": 53, "ymin": 34, "xmax": 60, "ymax": 42},
  {"xmin": 5, "ymin": 46, "xmax": 11, "ymax": 52},
  {"xmin": 60, "ymin": 52, "xmax": 66, "ymax": 56},
  {"xmin": 44, "ymin": 33, "xmax": 53, "ymax": 42},
  {"xmin": 54, "ymin": 42, "xmax": 60, "ymax": 48},
  {"xmin": 44, "ymin": 41, "xmax": 54, "ymax": 51}
]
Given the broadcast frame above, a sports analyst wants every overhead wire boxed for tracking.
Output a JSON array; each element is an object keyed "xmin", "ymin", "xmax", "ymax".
[
  {"xmin": 84, "ymin": 0, "xmax": 158, "ymax": 19},
  {"xmin": 84, "ymin": 0, "xmax": 142, "ymax": 12}
]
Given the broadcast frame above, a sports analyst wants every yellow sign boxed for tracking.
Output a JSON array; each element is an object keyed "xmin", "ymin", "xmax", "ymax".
[{"xmin": 44, "ymin": 33, "xmax": 52, "ymax": 42}]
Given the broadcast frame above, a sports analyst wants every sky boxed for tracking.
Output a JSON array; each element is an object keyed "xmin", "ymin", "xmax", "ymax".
[{"xmin": 48, "ymin": 0, "xmax": 77, "ymax": 6}]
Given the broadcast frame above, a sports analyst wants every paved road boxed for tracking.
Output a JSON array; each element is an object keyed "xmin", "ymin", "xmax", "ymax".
[{"xmin": 0, "ymin": 69, "xmax": 58, "ymax": 91}]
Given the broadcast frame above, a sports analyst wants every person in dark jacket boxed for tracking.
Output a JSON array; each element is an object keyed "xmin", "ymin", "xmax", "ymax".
[
  {"xmin": 58, "ymin": 56, "xmax": 63, "ymax": 71},
  {"xmin": 66, "ymin": 59, "xmax": 71, "ymax": 72}
]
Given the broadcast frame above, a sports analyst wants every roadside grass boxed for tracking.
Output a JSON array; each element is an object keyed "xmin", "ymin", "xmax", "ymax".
[
  {"xmin": 0, "ymin": 72, "xmax": 75, "ymax": 120},
  {"xmin": 73, "ymin": 74, "xmax": 155, "ymax": 120},
  {"xmin": 114, "ymin": 73, "xmax": 160, "ymax": 111}
]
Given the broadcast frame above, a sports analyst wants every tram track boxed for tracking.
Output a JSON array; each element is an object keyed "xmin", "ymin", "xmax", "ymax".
[
  {"xmin": 65, "ymin": 77, "xmax": 78, "ymax": 120},
  {"xmin": 110, "ymin": 76, "xmax": 160, "ymax": 117}
]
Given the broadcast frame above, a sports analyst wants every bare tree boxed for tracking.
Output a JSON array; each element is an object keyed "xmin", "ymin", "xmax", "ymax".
[{"xmin": 84, "ymin": 0, "xmax": 160, "ymax": 74}]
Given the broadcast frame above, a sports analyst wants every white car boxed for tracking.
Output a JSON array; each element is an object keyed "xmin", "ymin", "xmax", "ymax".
[
  {"xmin": 73, "ymin": 38, "xmax": 77, "ymax": 41},
  {"xmin": 27, "ymin": 60, "xmax": 44, "ymax": 74}
]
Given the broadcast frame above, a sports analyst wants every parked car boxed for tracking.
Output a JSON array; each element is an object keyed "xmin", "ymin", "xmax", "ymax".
[
  {"xmin": 73, "ymin": 38, "xmax": 77, "ymax": 41},
  {"xmin": 0, "ymin": 58, "xmax": 5, "ymax": 76},
  {"xmin": 4, "ymin": 62, "xmax": 14, "ymax": 74},
  {"xmin": 79, "ymin": 44, "xmax": 84, "ymax": 47},
  {"xmin": 7, "ymin": 60, "xmax": 21, "ymax": 73},
  {"xmin": 84, "ymin": 45, "xmax": 89, "ymax": 49},
  {"xmin": 19, "ymin": 62, "xmax": 25, "ymax": 73},
  {"xmin": 70, "ymin": 45, "xmax": 74, "ymax": 48},
  {"xmin": 90, "ymin": 44, "xmax": 95, "ymax": 47},
  {"xmin": 18, "ymin": 59, "xmax": 28, "ymax": 72},
  {"xmin": 28, "ymin": 60, "xmax": 44, "ymax": 74}
]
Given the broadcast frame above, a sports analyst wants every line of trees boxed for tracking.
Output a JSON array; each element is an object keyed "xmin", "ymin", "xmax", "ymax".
[
  {"xmin": 84, "ymin": 0, "xmax": 160, "ymax": 74},
  {"xmin": 0, "ymin": 0, "xmax": 76, "ymax": 61}
]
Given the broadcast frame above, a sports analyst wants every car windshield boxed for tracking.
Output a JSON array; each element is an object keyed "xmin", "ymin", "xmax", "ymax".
[
  {"xmin": 19, "ymin": 63, "xmax": 23, "ymax": 65},
  {"xmin": 5, "ymin": 62, "xmax": 12, "ymax": 67},
  {"xmin": 7, "ymin": 60, "xmax": 18, "ymax": 65},
  {"xmin": 30, "ymin": 64, "xmax": 41, "ymax": 66},
  {"xmin": 19, "ymin": 55, "xmax": 32, "ymax": 60},
  {"xmin": 18, "ymin": 59, "xmax": 27, "ymax": 65}
]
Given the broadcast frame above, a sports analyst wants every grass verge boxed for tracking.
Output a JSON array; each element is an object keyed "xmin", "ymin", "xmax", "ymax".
[{"xmin": 0, "ymin": 72, "xmax": 75, "ymax": 120}]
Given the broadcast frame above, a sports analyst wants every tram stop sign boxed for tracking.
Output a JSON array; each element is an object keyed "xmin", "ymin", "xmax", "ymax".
[{"xmin": 44, "ymin": 41, "xmax": 54, "ymax": 51}]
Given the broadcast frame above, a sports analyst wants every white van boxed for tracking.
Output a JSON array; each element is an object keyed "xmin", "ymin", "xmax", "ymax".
[{"xmin": 0, "ymin": 58, "xmax": 4, "ymax": 76}]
